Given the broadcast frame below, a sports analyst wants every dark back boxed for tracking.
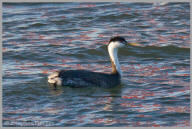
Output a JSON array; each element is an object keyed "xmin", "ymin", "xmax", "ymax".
[{"xmin": 58, "ymin": 70, "xmax": 121, "ymax": 88}]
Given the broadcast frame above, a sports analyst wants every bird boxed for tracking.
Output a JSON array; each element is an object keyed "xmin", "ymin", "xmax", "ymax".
[{"xmin": 48, "ymin": 36, "xmax": 128, "ymax": 88}]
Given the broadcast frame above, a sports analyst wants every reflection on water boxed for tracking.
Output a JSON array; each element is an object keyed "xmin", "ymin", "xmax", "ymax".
[{"xmin": 3, "ymin": 2, "xmax": 190, "ymax": 127}]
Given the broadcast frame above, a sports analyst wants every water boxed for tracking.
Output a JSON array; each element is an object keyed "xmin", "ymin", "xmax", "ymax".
[{"xmin": 2, "ymin": 2, "xmax": 190, "ymax": 127}]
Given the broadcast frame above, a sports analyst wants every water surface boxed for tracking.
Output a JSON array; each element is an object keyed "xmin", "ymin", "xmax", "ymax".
[{"xmin": 2, "ymin": 2, "xmax": 190, "ymax": 127}]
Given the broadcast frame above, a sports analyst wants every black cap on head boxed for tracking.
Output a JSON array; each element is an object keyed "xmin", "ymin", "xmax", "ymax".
[{"xmin": 109, "ymin": 36, "xmax": 127, "ymax": 44}]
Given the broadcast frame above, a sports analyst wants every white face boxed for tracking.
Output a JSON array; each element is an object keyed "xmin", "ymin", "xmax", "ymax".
[{"xmin": 109, "ymin": 41, "xmax": 125, "ymax": 49}]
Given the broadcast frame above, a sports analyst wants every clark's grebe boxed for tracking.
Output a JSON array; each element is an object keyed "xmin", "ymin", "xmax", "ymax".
[{"xmin": 48, "ymin": 36, "xmax": 128, "ymax": 88}]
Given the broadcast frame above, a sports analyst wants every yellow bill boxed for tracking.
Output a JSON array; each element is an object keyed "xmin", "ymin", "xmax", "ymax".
[{"xmin": 129, "ymin": 42, "xmax": 142, "ymax": 47}]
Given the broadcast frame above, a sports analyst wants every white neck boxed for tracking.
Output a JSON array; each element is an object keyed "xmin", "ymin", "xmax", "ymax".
[{"xmin": 108, "ymin": 42, "xmax": 122, "ymax": 76}]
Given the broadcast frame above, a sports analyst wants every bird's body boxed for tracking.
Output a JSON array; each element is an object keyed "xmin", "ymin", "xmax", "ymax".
[
  {"xmin": 58, "ymin": 70, "xmax": 120, "ymax": 88},
  {"xmin": 48, "ymin": 36, "xmax": 128, "ymax": 88}
]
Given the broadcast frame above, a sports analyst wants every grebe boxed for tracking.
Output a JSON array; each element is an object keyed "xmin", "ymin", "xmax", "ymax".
[{"xmin": 48, "ymin": 36, "xmax": 128, "ymax": 88}]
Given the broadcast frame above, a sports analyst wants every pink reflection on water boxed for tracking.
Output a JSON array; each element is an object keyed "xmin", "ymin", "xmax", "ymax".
[
  {"xmin": 161, "ymin": 106, "xmax": 190, "ymax": 113},
  {"xmin": 3, "ymin": 48, "xmax": 7, "ymax": 52},
  {"xmin": 122, "ymin": 90, "xmax": 155, "ymax": 100},
  {"xmin": 91, "ymin": 118, "xmax": 118, "ymax": 125},
  {"xmin": 78, "ymin": 4, "xmax": 96, "ymax": 8},
  {"xmin": 175, "ymin": 120, "xmax": 190, "ymax": 127}
]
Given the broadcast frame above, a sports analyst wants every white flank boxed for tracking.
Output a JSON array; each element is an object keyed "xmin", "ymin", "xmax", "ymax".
[{"xmin": 48, "ymin": 72, "xmax": 62, "ymax": 85}]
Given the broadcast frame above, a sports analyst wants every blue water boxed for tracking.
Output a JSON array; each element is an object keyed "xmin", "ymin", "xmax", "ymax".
[{"xmin": 2, "ymin": 2, "xmax": 190, "ymax": 127}]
